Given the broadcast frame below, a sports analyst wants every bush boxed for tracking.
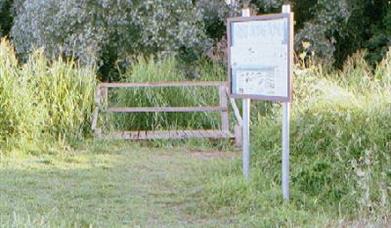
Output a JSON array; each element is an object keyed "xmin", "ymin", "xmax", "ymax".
[
  {"xmin": 202, "ymin": 50, "xmax": 391, "ymax": 225},
  {"xmin": 5, "ymin": 0, "xmax": 391, "ymax": 73},
  {"xmin": 0, "ymin": 0, "xmax": 16, "ymax": 36},
  {"xmin": 0, "ymin": 39, "xmax": 96, "ymax": 153},
  {"xmin": 11, "ymin": 0, "xmax": 210, "ymax": 80}
]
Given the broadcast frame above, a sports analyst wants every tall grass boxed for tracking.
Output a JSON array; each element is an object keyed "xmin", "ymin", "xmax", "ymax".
[
  {"xmin": 202, "ymin": 50, "xmax": 391, "ymax": 225},
  {"xmin": 111, "ymin": 57, "xmax": 226, "ymax": 131},
  {"xmin": 0, "ymin": 39, "xmax": 96, "ymax": 154}
]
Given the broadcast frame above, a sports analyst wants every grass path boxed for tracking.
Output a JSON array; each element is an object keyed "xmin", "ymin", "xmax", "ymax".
[{"xmin": 0, "ymin": 141, "xmax": 238, "ymax": 227}]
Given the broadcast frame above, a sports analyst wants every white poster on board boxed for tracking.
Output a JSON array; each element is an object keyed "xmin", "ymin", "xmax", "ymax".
[{"xmin": 228, "ymin": 15, "xmax": 291, "ymax": 101}]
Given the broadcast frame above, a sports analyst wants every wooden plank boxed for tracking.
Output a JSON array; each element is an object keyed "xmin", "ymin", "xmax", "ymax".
[
  {"xmin": 234, "ymin": 124, "xmax": 242, "ymax": 147},
  {"xmin": 92, "ymin": 86, "xmax": 101, "ymax": 132},
  {"xmin": 105, "ymin": 130, "xmax": 234, "ymax": 140},
  {"xmin": 100, "ymin": 81, "xmax": 227, "ymax": 88},
  {"xmin": 228, "ymin": 90, "xmax": 243, "ymax": 126},
  {"xmin": 107, "ymin": 106, "xmax": 227, "ymax": 113},
  {"xmin": 100, "ymin": 86, "xmax": 108, "ymax": 107},
  {"xmin": 94, "ymin": 87, "xmax": 101, "ymax": 104},
  {"xmin": 219, "ymin": 85, "xmax": 229, "ymax": 132},
  {"xmin": 94, "ymin": 128, "xmax": 102, "ymax": 138},
  {"xmin": 223, "ymin": 83, "xmax": 242, "ymax": 126},
  {"xmin": 91, "ymin": 107, "xmax": 99, "ymax": 131}
]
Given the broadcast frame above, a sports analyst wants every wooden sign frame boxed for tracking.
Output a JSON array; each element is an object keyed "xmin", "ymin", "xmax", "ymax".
[{"xmin": 227, "ymin": 13, "xmax": 294, "ymax": 102}]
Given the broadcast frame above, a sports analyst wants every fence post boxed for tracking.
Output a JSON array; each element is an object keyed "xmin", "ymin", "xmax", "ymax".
[
  {"xmin": 91, "ymin": 85, "xmax": 101, "ymax": 136},
  {"xmin": 219, "ymin": 84, "xmax": 229, "ymax": 133},
  {"xmin": 100, "ymin": 85, "xmax": 109, "ymax": 135}
]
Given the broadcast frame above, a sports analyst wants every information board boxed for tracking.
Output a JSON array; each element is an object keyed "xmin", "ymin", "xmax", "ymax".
[{"xmin": 227, "ymin": 14, "xmax": 293, "ymax": 101}]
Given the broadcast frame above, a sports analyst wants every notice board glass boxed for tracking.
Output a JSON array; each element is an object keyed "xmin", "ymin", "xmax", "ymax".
[{"xmin": 227, "ymin": 13, "xmax": 293, "ymax": 102}]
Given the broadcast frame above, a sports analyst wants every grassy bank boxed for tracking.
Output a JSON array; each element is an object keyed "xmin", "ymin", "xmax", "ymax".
[{"xmin": 201, "ymin": 51, "xmax": 391, "ymax": 225}]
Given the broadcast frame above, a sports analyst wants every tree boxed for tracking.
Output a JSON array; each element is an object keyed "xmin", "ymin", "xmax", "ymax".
[
  {"xmin": 364, "ymin": 1, "xmax": 391, "ymax": 65},
  {"xmin": 8, "ymin": 0, "xmax": 391, "ymax": 74},
  {"xmin": 11, "ymin": 0, "xmax": 210, "ymax": 80},
  {"xmin": 294, "ymin": 0, "xmax": 351, "ymax": 65},
  {"xmin": 0, "ymin": 0, "xmax": 15, "ymax": 36}
]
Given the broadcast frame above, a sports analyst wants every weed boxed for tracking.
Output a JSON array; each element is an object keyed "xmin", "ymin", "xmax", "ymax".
[
  {"xmin": 201, "ymin": 50, "xmax": 391, "ymax": 225},
  {"xmin": 0, "ymin": 39, "xmax": 96, "ymax": 154}
]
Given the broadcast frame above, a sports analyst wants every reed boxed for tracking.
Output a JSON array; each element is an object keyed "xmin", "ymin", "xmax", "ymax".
[{"xmin": 0, "ymin": 39, "xmax": 96, "ymax": 154}]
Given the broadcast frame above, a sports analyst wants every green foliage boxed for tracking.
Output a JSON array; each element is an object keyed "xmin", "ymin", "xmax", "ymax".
[
  {"xmin": 196, "ymin": 0, "xmax": 231, "ymax": 41},
  {"xmin": 295, "ymin": 0, "xmax": 350, "ymax": 66},
  {"xmin": 0, "ymin": 0, "xmax": 14, "ymax": 36},
  {"xmin": 0, "ymin": 39, "xmax": 96, "ymax": 154},
  {"xmin": 250, "ymin": 0, "xmax": 285, "ymax": 13},
  {"xmin": 294, "ymin": 0, "xmax": 391, "ymax": 67},
  {"xmin": 202, "ymin": 51, "xmax": 391, "ymax": 224},
  {"xmin": 2, "ymin": 0, "xmax": 391, "ymax": 73},
  {"xmin": 366, "ymin": 5, "xmax": 391, "ymax": 65},
  {"xmin": 6, "ymin": 0, "xmax": 391, "ymax": 71},
  {"xmin": 11, "ymin": 0, "xmax": 210, "ymax": 80},
  {"xmin": 201, "ymin": 0, "xmax": 390, "ymax": 68}
]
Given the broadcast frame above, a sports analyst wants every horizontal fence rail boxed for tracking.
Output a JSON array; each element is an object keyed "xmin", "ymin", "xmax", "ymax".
[
  {"xmin": 109, "ymin": 130, "xmax": 234, "ymax": 140},
  {"xmin": 107, "ymin": 106, "xmax": 227, "ymax": 113},
  {"xmin": 92, "ymin": 81, "xmax": 242, "ymax": 144},
  {"xmin": 99, "ymin": 81, "xmax": 226, "ymax": 88}
]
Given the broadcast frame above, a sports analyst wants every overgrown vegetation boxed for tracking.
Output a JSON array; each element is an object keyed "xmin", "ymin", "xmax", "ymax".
[
  {"xmin": 0, "ymin": 0, "xmax": 389, "ymax": 226},
  {"xmin": 0, "ymin": 39, "xmax": 96, "ymax": 154},
  {"xmin": 202, "ymin": 50, "xmax": 391, "ymax": 225},
  {"xmin": 0, "ymin": 35, "xmax": 390, "ymax": 225}
]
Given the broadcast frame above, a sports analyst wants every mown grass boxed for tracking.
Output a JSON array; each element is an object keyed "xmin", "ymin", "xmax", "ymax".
[
  {"xmin": 1, "ymin": 140, "xmax": 386, "ymax": 227},
  {"xmin": 0, "ymin": 141, "xmax": 240, "ymax": 227}
]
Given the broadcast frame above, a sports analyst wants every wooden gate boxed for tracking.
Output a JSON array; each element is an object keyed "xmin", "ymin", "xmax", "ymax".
[{"xmin": 92, "ymin": 81, "xmax": 242, "ymax": 142}]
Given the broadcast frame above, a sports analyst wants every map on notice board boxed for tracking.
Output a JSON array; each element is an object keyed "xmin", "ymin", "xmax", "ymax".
[
  {"xmin": 233, "ymin": 68, "xmax": 276, "ymax": 95},
  {"xmin": 228, "ymin": 14, "xmax": 292, "ymax": 101}
]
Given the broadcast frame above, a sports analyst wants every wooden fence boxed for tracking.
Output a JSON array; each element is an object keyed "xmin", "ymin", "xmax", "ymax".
[{"xmin": 92, "ymin": 81, "xmax": 242, "ymax": 144}]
